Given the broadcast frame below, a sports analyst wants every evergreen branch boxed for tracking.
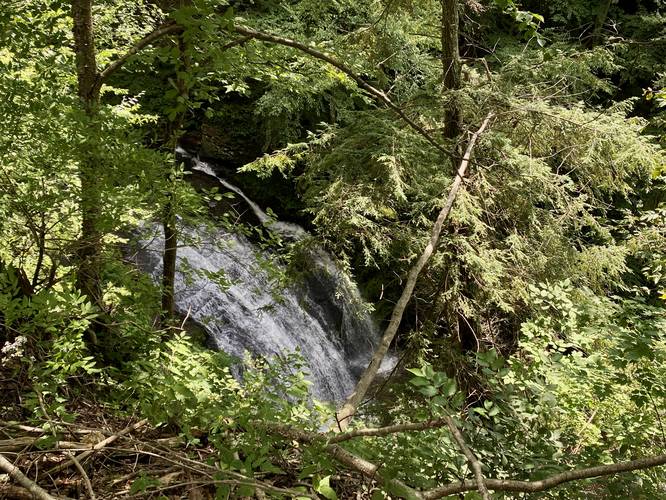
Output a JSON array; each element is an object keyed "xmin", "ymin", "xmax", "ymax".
[
  {"xmin": 100, "ymin": 18, "xmax": 453, "ymax": 160},
  {"xmin": 335, "ymin": 112, "xmax": 494, "ymax": 430},
  {"xmin": 232, "ymin": 24, "xmax": 455, "ymax": 159},
  {"xmin": 422, "ymin": 453, "xmax": 666, "ymax": 498}
]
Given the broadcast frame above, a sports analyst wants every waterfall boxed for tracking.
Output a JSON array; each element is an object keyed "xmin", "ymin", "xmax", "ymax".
[{"xmin": 135, "ymin": 154, "xmax": 395, "ymax": 401}]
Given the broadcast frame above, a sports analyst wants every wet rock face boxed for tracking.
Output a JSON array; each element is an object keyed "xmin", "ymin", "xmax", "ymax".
[
  {"xmin": 198, "ymin": 95, "xmax": 263, "ymax": 166},
  {"xmin": 133, "ymin": 223, "xmax": 391, "ymax": 402},
  {"xmin": 200, "ymin": 121, "xmax": 260, "ymax": 165},
  {"xmin": 137, "ymin": 154, "xmax": 396, "ymax": 401}
]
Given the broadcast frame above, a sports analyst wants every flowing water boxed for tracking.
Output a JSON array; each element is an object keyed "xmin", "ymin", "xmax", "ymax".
[{"xmin": 133, "ymin": 154, "xmax": 394, "ymax": 401}]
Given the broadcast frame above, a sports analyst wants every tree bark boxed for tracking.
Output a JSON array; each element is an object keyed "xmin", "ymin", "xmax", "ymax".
[
  {"xmin": 161, "ymin": 208, "xmax": 177, "ymax": 320},
  {"xmin": 441, "ymin": 0, "xmax": 461, "ymax": 138},
  {"xmin": 70, "ymin": 2, "xmax": 187, "ymax": 332},
  {"xmin": 161, "ymin": 34, "xmax": 190, "ymax": 322},
  {"xmin": 71, "ymin": 0, "xmax": 103, "ymax": 316},
  {"xmin": 335, "ymin": 113, "xmax": 493, "ymax": 430},
  {"xmin": 589, "ymin": 0, "xmax": 612, "ymax": 47}
]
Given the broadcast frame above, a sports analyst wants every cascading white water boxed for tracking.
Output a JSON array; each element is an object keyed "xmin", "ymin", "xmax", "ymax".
[{"xmin": 134, "ymin": 154, "xmax": 395, "ymax": 401}]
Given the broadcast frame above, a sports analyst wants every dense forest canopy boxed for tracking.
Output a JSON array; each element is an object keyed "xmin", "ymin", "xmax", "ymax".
[{"xmin": 1, "ymin": 0, "xmax": 666, "ymax": 498}]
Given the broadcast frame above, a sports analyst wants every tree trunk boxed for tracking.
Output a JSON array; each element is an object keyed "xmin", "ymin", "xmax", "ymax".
[
  {"xmin": 589, "ymin": 0, "xmax": 612, "ymax": 47},
  {"xmin": 336, "ymin": 114, "xmax": 493, "ymax": 430},
  {"xmin": 161, "ymin": 34, "xmax": 190, "ymax": 322},
  {"xmin": 441, "ymin": 0, "xmax": 461, "ymax": 138},
  {"xmin": 161, "ymin": 201, "xmax": 177, "ymax": 321},
  {"xmin": 71, "ymin": 0, "xmax": 103, "ymax": 310}
]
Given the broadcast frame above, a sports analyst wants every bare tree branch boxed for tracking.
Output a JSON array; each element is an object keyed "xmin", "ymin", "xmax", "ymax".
[
  {"xmin": 98, "ymin": 22, "xmax": 256, "ymax": 84},
  {"xmin": 68, "ymin": 452, "xmax": 95, "ymax": 500},
  {"xmin": 335, "ymin": 112, "xmax": 494, "ymax": 430},
  {"xmin": 0, "ymin": 453, "xmax": 61, "ymax": 500},
  {"xmin": 219, "ymin": 35, "xmax": 254, "ymax": 52},
  {"xmin": 445, "ymin": 416, "xmax": 490, "ymax": 500},
  {"xmin": 328, "ymin": 418, "xmax": 449, "ymax": 444},
  {"xmin": 99, "ymin": 23, "xmax": 183, "ymax": 82},
  {"xmin": 422, "ymin": 454, "xmax": 666, "ymax": 498},
  {"xmin": 232, "ymin": 24, "xmax": 455, "ymax": 159}
]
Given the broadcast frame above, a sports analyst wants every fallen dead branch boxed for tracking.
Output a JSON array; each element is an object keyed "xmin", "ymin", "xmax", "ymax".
[
  {"xmin": 0, "ymin": 421, "xmax": 103, "ymax": 436},
  {"xmin": 0, "ymin": 452, "xmax": 64, "ymax": 500},
  {"xmin": 336, "ymin": 112, "xmax": 495, "ymax": 429},
  {"xmin": 0, "ymin": 437, "xmax": 89, "ymax": 453},
  {"xmin": 3, "ymin": 412, "xmax": 666, "ymax": 499},
  {"xmin": 88, "ymin": 444, "xmax": 317, "ymax": 499},
  {"xmin": 422, "ymin": 453, "xmax": 666, "ymax": 498},
  {"xmin": 67, "ymin": 452, "xmax": 95, "ymax": 500},
  {"xmin": 47, "ymin": 419, "xmax": 148, "ymax": 475},
  {"xmin": 0, "ymin": 436, "xmax": 41, "ymax": 452}
]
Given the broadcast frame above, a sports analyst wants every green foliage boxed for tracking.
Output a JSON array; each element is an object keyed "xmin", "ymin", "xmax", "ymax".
[
  {"xmin": 123, "ymin": 335, "xmax": 332, "ymax": 495},
  {"xmin": 2, "ymin": 0, "xmax": 666, "ymax": 497},
  {"xmin": 314, "ymin": 475, "xmax": 338, "ymax": 500},
  {"xmin": 494, "ymin": 0, "xmax": 546, "ymax": 44},
  {"xmin": 126, "ymin": 332, "xmax": 240, "ymax": 430},
  {"xmin": 502, "ymin": 284, "xmax": 666, "ymax": 497},
  {"xmin": 0, "ymin": 274, "xmax": 100, "ymax": 420},
  {"xmin": 351, "ymin": 283, "xmax": 665, "ymax": 498}
]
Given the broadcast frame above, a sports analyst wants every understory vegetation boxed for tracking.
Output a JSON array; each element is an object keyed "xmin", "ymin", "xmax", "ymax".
[{"xmin": 1, "ymin": 0, "xmax": 666, "ymax": 498}]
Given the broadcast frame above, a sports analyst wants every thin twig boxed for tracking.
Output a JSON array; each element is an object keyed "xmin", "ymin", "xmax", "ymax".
[
  {"xmin": 327, "ymin": 418, "xmax": 449, "ymax": 444},
  {"xmin": 68, "ymin": 452, "xmax": 95, "ymax": 500},
  {"xmin": 445, "ymin": 416, "xmax": 490, "ymax": 500},
  {"xmin": 179, "ymin": 305, "xmax": 192, "ymax": 330},
  {"xmin": 47, "ymin": 419, "xmax": 147, "ymax": 475},
  {"xmin": 571, "ymin": 409, "xmax": 598, "ymax": 455},
  {"xmin": 648, "ymin": 392, "xmax": 666, "ymax": 447}
]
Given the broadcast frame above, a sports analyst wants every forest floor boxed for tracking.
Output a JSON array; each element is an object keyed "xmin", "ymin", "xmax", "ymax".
[
  {"xmin": 0, "ymin": 390, "xmax": 365, "ymax": 499},
  {"xmin": 0, "ymin": 404, "xmax": 212, "ymax": 499}
]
